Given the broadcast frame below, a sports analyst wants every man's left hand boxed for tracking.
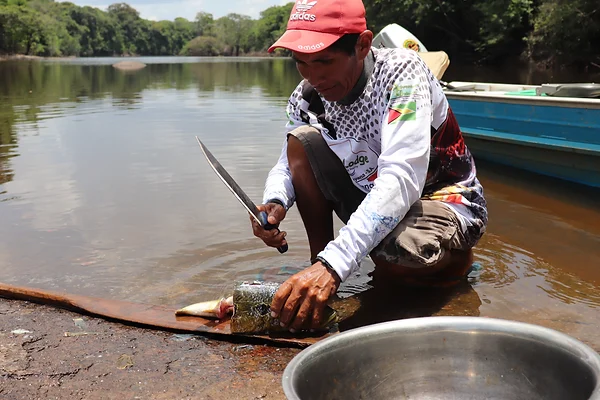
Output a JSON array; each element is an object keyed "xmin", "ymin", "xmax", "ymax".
[{"xmin": 270, "ymin": 261, "xmax": 341, "ymax": 331}]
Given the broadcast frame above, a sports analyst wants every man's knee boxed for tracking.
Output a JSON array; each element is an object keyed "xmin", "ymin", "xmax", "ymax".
[
  {"xmin": 287, "ymin": 134, "xmax": 312, "ymax": 178},
  {"xmin": 369, "ymin": 200, "xmax": 476, "ymax": 278},
  {"xmin": 287, "ymin": 126, "xmax": 322, "ymax": 169}
]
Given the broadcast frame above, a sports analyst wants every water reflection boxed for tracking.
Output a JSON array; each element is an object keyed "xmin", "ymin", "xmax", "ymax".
[
  {"xmin": 337, "ymin": 280, "xmax": 482, "ymax": 332},
  {"xmin": 0, "ymin": 100, "xmax": 18, "ymax": 186},
  {"xmin": 0, "ymin": 58, "xmax": 300, "ymax": 133},
  {"xmin": 0, "ymin": 57, "xmax": 599, "ymax": 348},
  {"xmin": 0, "ymin": 57, "xmax": 301, "ymax": 201},
  {"xmin": 475, "ymin": 235, "xmax": 600, "ymax": 308},
  {"xmin": 469, "ymin": 162, "xmax": 600, "ymax": 347},
  {"xmin": 475, "ymin": 161, "xmax": 600, "ymax": 286},
  {"xmin": 0, "ymin": 58, "xmax": 303, "ymax": 299},
  {"xmin": 125, "ymin": 239, "xmax": 310, "ymax": 306}
]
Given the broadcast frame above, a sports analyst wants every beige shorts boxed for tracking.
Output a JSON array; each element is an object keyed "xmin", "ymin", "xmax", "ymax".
[{"xmin": 289, "ymin": 125, "xmax": 471, "ymax": 269}]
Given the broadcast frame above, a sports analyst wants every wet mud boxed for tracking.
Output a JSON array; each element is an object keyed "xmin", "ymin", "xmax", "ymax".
[{"xmin": 0, "ymin": 299, "xmax": 299, "ymax": 400}]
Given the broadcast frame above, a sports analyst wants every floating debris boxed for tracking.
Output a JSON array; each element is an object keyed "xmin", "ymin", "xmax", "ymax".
[
  {"xmin": 117, "ymin": 354, "xmax": 134, "ymax": 370},
  {"xmin": 73, "ymin": 318, "xmax": 87, "ymax": 330},
  {"xmin": 169, "ymin": 334, "xmax": 194, "ymax": 342},
  {"xmin": 64, "ymin": 332, "xmax": 101, "ymax": 337},
  {"xmin": 232, "ymin": 345, "xmax": 254, "ymax": 352}
]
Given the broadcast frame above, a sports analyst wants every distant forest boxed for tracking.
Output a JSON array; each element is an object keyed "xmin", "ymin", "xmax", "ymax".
[{"xmin": 0, "ymin": 0, "xmax": 599, "ymax": 68}]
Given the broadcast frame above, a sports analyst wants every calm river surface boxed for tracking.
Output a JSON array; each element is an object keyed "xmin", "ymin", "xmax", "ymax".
[{"xmin": 1, "ymin": 57, "xmax": 599, "ymax": 347}]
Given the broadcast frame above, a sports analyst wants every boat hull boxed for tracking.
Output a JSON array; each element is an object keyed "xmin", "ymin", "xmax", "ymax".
[{"xmin": 446, "ymin": 91, "xmax": 600, "ymax": 188}]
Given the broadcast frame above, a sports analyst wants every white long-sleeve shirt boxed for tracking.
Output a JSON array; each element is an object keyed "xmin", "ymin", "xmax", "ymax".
[{"xmin": 263, "ymin": 48, "xmax": 487, "ymax": 282}]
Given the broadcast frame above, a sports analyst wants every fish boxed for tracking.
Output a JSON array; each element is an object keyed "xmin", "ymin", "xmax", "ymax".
[
  {"xmin": 175, "ymin": 296, "xmax": 234, "ymax": 319},
  {"xmin": 175, "ymin": 281, "xmax": 338, "ymax": 334}
]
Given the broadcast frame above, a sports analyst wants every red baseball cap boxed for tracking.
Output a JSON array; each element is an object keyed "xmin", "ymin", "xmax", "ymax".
[{"xmin": 268, "ymin": 0, "xmax": 367, "ymax": 54}]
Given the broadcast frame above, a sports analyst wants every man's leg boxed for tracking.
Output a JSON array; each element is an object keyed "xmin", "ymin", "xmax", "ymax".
[
  {"xmin": 371, "ymin": 249, "xmax": 473, "ymax": 284},
  {"xmin": 287, "ymin": 134, "xmax": 334, "ymax": 260},
  {"xmin": 370, "ymin": 200, "xmax": 475, "ymax": 286},
  {"xmin": 286, "ymin": 126, "xmax": 365, "ymax": 260}
]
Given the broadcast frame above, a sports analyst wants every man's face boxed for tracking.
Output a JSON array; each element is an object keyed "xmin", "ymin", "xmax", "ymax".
[{"xmin": 291, "ymin": 48, "xmax": 362, "ymax": 102}]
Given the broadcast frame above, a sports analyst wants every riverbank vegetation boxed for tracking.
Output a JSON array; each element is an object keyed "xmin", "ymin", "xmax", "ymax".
[{"xmin": 0, "ymin": 0, "xmax": 598, "ymax": 68}]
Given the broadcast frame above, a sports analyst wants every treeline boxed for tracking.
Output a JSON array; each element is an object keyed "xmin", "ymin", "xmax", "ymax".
[
  {"xmin": 366, "ymin": 0, "xmax": 600, "ymax": 68},
  {"xmin": 0, "ymin": 0, "xmax": 599, "ymax": 67},
  {"xmin": 0, "ymin": 0, "xmax": 293, "ymax": 57}
]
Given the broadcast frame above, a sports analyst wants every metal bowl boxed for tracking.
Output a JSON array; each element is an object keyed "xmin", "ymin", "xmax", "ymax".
[{"xmin": 282, "ymin": 317, "xmax": 600, "ymax": 400}]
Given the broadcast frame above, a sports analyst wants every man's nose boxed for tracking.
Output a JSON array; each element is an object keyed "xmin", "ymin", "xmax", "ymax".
[{"xmin": 304, "ymin": 67, "xmax": 326, "ymax": 87}]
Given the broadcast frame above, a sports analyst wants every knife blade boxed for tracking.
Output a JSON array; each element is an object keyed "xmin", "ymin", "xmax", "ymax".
[{"xmin": 195, "ymin": 136, "xmax": 288, "ymax": 254}]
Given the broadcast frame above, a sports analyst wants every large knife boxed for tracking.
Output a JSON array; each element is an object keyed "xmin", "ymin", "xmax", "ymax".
[{"xmin": 195, "ymin": 136, "xmax": 288, "ymax": 254}]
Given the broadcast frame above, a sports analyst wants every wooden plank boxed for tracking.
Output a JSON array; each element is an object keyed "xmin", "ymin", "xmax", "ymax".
[{"xmin": 0, "ymin": 282, "xmax": 337, "ymax": 348}]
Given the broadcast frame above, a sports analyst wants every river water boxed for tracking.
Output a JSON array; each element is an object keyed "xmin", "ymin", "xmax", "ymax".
[{"xmin": 0, "ymin": 57, "xmax": 599, "ymax": 347}]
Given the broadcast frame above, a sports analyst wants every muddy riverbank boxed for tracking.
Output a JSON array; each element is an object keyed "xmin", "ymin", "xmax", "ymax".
[
  {"xmin": 2, "ymin": 276, "xmax": 599, "ymax": 399},
  {"xmin": 0, "ymin": 298, "xmax": 298, "ymax": 400}
]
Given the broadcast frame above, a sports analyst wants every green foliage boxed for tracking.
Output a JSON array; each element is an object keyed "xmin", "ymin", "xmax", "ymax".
[
  {"xmin": 249, "ymin": 3, "xmax": 294, "ymax": 52},
  {"xmin": 365, "ymin": 0, "xmax": 535, "ymax": 63},
  {"xmin": 527, "ymin": 0, "xmax": 600, "ymax": 66},
  {"xmin": 180, "ymin": 36, "xmax": 222, "ymax": 56},
  {"xmin": 0, "ymin": 5, "xmax": 46, "ymax": 55},
  {"xmin": 0, "ymin": 0, "xmax": 597, "ymax": 66},
  {"xmin": 0, "ymin": 1, "xmax": 291, "ymax": 58},
  {"xmin": 364, "ymin": 0, "xmax": 600, "ymax": 67},
  {"xmin": 194, "ymin": 12, "xmax": 214, "ymax": 37},
  {"xmin": 473, "ymin": 0, "xmax": 534, "ymax": 59},
  {"xmin": 214, "ymin": 13, "xmax": 254, "ymax": 56}
]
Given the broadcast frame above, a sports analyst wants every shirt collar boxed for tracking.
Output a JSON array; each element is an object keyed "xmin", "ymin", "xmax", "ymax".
[{"xmin": 338, "ymin": 49, "xmax": 375, "ymax": 106}]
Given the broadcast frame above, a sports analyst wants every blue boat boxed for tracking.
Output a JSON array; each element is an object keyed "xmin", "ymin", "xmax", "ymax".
[
  {"xmin": 373, "ymin": 24, "xmax": 600, "ymax": 188},
  {"xmin": 442, "ymin": 82, "xmax": 600, "ymax": 188}
]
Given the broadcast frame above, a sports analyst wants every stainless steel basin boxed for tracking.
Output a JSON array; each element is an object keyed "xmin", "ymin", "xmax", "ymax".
[{"xmin": 282, "ymin": 317, "xmax": 600, "ymax": 400}]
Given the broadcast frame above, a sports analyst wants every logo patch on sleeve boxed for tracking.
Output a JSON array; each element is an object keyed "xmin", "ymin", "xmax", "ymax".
[{"xmin": 388, "ymin": 101, "xmax": 417, "ymax": 124}]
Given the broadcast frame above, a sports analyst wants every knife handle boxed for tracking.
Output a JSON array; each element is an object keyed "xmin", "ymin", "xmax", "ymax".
[{"xmin": 259, "ymin": 211, "xmax": 288, "ymax": 254}]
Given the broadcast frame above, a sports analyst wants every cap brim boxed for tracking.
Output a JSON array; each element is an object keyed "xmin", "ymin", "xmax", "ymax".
[{"xmin": 268, "ymin": 30, "xmax": 342, "ymax": 54}]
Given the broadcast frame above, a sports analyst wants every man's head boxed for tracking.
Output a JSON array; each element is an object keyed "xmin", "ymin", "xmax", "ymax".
[{"xmin": 269, "ymin": 0, "xmax": 373, "ymax": 102}]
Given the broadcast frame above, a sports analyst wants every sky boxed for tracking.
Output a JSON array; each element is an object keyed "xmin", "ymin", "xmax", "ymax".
[{"xmin": 57, "ymin": 0, "xmax": 291, "ymax": 21}]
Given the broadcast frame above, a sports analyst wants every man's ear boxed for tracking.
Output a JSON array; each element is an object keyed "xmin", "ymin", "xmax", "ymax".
[{"xmin": 356, "ymin": 30, "xmax": 374, "ymax": 59}]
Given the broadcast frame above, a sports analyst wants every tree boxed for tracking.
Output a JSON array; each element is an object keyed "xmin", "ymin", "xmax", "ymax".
[
  {"xmin": 65, "ymin": 5, "xmax": 123, "ymax": 56},
  {"xmin": 172, "ymin": 17, "xmax": 195, "ymax": 52},
  {"xmin": 194, "ymin": 11, "xmax": 214, "ymax": 37},
  {"xmin": 528, "ymin": 0, "xmax": 600, "ymax": 67},
  {"xmin": 365, "ymin": 0, "xmax": 534, "ymax": 64},
  {"xmin": 0, "ymin": 0, "xmax": 597, "ymax": 67},
  {"xmin": 148, "ymin": 20, "xmax": 174, "ymax": 55},
  {"xmin": 473, "ymin": 0, "xmax": 534, "ymax": 61},
  {"xmin": 214, "ymin": 13, "xmax": 253, "ymax": 56},
  {"xmin": 0, "ymin": 5, "xmax": 45, "ymax": 54},
  {"xmin": 107, "ymin": 2, "xmax": 147, "ymax": 55},
  {"xmin": 250, "ymin": 3, "xmax": 293, "ymax": 52},
  {"xmin": 180, "ymin": 36, "xmax": 222, "ymax": 56}
]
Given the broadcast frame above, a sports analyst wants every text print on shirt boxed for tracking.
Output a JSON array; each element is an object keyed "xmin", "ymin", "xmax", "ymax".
[{"xmin": 330, "ymin": 137, "xmax": 380, "ymax": 191}]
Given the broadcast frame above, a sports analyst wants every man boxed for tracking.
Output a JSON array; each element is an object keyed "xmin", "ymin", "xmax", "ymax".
[{"xmin": 250, "ymin": 0, "xmax": 487, "ymax": 332}]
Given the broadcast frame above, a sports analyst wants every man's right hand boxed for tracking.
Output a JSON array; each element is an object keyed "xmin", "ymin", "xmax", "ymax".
[{"xmin": 250, "ymin": 202, "xmax": 288, "ymax": 249}]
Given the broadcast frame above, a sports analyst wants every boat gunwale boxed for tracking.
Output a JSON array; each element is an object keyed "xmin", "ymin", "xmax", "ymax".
[{"xmin": 444, "ymin": 81, "xmax": 600, "ymax": 109}]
